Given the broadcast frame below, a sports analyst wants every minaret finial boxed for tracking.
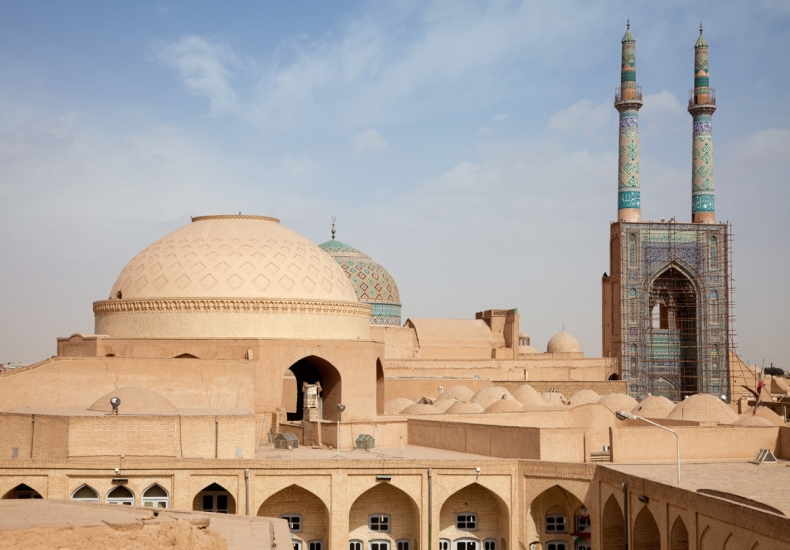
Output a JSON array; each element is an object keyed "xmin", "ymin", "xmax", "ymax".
[
  {"xmin": 331, "ymin": 215, "xmax": 336, "ymax": 240},
  {"xmin": 627, "ymin": 19, "xmax": 630, "ymax": 30},
  {"xmin": 700, "ymin": 22, "xmax": 703, "ymax": 35}
]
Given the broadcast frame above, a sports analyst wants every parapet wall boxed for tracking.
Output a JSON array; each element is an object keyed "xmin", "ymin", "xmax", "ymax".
[{"xmin": 0, "ymin": 413, "xmax": 255, "ymax": 459}]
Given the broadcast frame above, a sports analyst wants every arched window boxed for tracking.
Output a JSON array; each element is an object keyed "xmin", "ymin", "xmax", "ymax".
[
  {"xmin": 545, "ymin": 513, "xmax": 567, "ymax": 533},
  {"xmin": 349, "ymin": 541, "xmax": 363, "ymax": 550},
  {"xmin": 545, "ymin": 542, "xmax": 568, "ymax": 550},
  {"xmin": 454, "ymin": 539, "xmax": 479, "ymax": 550},
  {"xmin": 483, "ymin": 539, "xmax": 497, "ymax": 550},
  {"xmin": 197, "ymin": 483, "xmax": 233, "ymax": 513},
  {"xmin": 439, "ymin": 539, "xmax": 451, "ymax": 550},
  {"xmin": 710, "ymin": 291, "xmax": 719, "ymax": 322},
  {"xmin": 370, "ymin": 542, "xmax": 390, "ymax": 550},
  {"xmin": 629, "ymin": 235, "xmax": 637, "ymax": 267},
  {"xmin": 709, "ymin": 236, "xmax": 718, "ymax": 269},
  {"xmin": 107, "ymin": 485, "xmax": 135, "ymax": 505},
  {"xmin": 142, "ymin": 484, "xmax": 169, "ymax": 508},
  {"xmin": 3, "ymin": 484, "xmax": 42, "ymax": 499},
  {"xmin": 396, "ymin": 539, "xmax": 411, "ymax": 550},
  {"xmin": 71, "ymin": 485, "xmax": 99, "ymax": 502},
  {"xmin": 456, "ymin": 512, "xmax": 478, "ymax": 531},
  {"xmin": 308, "ymin": 540, "xmax": 323, "ymax": 550},
  {"xmin": 368, "ymin": 514, "xmax": 390, "ymax": 532},
  {"xmin": 629, "ymin": 288, "xmax": 637, "ymax": 324}
]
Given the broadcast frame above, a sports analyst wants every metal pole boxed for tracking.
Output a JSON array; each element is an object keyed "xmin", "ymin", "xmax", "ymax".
[
  {"xmin": 634, "ymin": 414, "xmax": 680, "ymax": 484},
  {"xmin": 428, "ymin": 468, "xmax": 433, "ymax": 550},
  {"xmin": 336, "ymin": 418, "xmax": 340, "ymax": 459},
  {"xmin": 622, "ymin": 482, "xmax": 628, "ymax": 550}
]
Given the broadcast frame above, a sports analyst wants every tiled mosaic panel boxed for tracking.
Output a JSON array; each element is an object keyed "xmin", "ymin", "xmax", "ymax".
[{"xmin": 618, "ymin": 223, "xmax": 729, "ymax": 398}]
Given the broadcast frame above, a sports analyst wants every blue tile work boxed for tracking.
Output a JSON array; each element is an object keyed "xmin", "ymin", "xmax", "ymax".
[
  {"xmin": 319, "ymin": 239, "xmax": 402, "ymax": 326},
  {"xmin": 616, "ymin": 222, "xmax": 729, "ymax": 400}
]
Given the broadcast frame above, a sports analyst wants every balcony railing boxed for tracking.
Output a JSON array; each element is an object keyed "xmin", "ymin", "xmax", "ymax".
[
  {"xmin": 615, "ymin": 85, "xmax": 642, "ymax": 102},
  {"xmin": 689, "ymin": 88, "xmax": 716, "ymax": 107}
]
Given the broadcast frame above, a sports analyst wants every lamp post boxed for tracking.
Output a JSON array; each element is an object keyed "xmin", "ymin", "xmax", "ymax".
[
  {"xmin": 616, "ymin": 410, "xmax": 680, "ymax": 484},
  {"xmin": 335, "ymin": 404, "xmax": 346, "ymax": 459}
]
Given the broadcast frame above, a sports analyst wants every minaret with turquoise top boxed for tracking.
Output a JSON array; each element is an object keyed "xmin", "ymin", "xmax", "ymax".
[
  {"xmin": 614, "ymin": 20, "xmax": 643, "ymax": 222},
  {"xmin": 688, "ymin": 23, "xmax": 717, "ymax": 223}
]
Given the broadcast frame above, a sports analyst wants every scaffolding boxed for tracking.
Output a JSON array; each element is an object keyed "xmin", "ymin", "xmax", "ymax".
[{"xmin": 618, "ymin": 221, "xmax": 737, "ymax": 401}]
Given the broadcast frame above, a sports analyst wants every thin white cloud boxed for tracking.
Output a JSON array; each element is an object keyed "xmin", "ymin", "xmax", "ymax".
[
  {"xmin": 153, "ymin": 36, "xmax": 240, "ymax": 115},
  {"xmin": 493, "ymin": 113, "xmax": 509, "ymax": 122},
  {"xmin": 280, "ymin": 154, "xmax": 313, "ymax": 177},
  {"xmin": 640, "ymin": 90, "xmax": 684, "ymax": 134},
  {"xmin": 548, "ymin": 100, "xmax": 610, "ymax": 138},
  {"xmin": 352, "ymin": 129, "xmax": 388, "ymax": 154}
]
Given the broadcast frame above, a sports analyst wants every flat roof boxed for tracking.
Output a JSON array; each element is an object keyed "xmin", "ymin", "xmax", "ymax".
[
  {"xmin": 604, "ymin": 461, "xmax": 790, "ymax": 516},
  {"xmin": 255, "ymin": 444, "xmax": 500, "ymax": 461}
]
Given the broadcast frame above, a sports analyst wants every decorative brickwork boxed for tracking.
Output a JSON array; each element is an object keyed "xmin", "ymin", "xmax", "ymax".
[
  {"xmin": 348, "ymin": 484, "xmax": 418, "ymax": 547},
  {"xmin": 633, "ymin": 506, "xmax": 660, "ymax": 550},
  {"xmin": 602, "ymin": 495, "xmax": 624, "ymax": 550},
  {"xmin": 439, "ymin": 483, "xmax": 503, "ymax": 547},
  {"xmin": 689, "ymin": 27, "xmax": 717, "ymax": 223},
  {"xmin": 258, "ymin": 485, "xmax": 328, "ymax": 546}
]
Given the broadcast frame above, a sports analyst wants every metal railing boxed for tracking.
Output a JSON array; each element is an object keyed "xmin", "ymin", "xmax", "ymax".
[
  {"xmin": 689, "ymin": 88, "xmax": 716, "ymax": 107},
  {"xmin": 615, "ymin": 85, "xmax": 642, "ymax": 102}
]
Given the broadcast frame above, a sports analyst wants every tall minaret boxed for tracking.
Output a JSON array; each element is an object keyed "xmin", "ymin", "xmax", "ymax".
[
  {"xmin": 614, "ymin": 20, "xmax": 643, "ymax": 222},
  {"xmin": 689, "ymin": 24, "xmax": 717, "ymax": 223}
]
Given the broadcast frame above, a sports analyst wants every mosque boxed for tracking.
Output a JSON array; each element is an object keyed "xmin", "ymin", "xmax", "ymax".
[{"xmin": 0, "ymin": 24, "xmax": 788, "ymax": 550}]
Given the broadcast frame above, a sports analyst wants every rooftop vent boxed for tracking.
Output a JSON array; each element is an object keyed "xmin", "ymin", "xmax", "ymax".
[
  {"xmin": 356, "ymin": 434, "xmax": 375, "ymax": 450},
  {"xmin": 273, "ymin": 433, "xmax": 299, "ymax": 450}
]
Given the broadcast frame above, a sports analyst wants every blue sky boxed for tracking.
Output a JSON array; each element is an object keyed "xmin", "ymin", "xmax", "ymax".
[{"xmin": 1, "ymin": 1, "xmax": 788, "ymax": 367}]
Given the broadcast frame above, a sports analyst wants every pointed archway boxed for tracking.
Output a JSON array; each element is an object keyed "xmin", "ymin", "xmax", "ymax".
[
  {"xmin": 259, "ymin": 485, "xmax": 328, "ymax": 548},
  {"xmin": 2, "ymin": 484, "xmax": 42, "ymax": 499},
  {"xmin": 285, "ymin": 356, "xmax": 342, "ymax": 421},
  {"xmin": 349, "ymin": 483, "xmax": 419, "ymax": 548},
  {"xmin": 527, "ymin": 485, "xmax": 586, "ymax": 550},
  {"xmin": 601, "ymin": 495, "xmax": 624, "ymax": 550},
  {"xmin": 440, "ymin": 483, "xmax": 509, "ymax": 550},
  {"xmin": 670, "ymin": 516, "xmax": 689, "ymax": 550},
  {"xmin": 632, "ymin": 506, "xmax": 659, "ymax": 550}
]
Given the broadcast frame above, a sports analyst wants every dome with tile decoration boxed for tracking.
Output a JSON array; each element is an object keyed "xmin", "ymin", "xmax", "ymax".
[
  {"xmin": 319, "ymin": 235, "xmax": 402, "ymax": 326},
  {"xmin": 546, "ymin": 331, "xmax": 582, "ymax": 353},
  {"xmin": 94, "ymin": 215, "xmax": 370, "ymax": 341}
]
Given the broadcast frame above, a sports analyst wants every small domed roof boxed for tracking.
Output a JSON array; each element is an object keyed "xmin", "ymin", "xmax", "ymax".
[
  {"xmin": 444, "ymin": 401, "xmax": 484, "ymax": 414},
  {"xmin": 484, "ymin": 398, "xmax": 524, "ymax": 414},
  {"xmin": 733, "ymin": 415, "xmax": 775, "ymax": 427},
  {"xmin": 569, "ymin": 389, "xmax": 601, "ymax": 407},
  {"xmin": 384, "ymin": 398, "xmax": 415, "ymax": 415},
  {"xmin": 542, "ymin": 391, "xmax": 568, "ymax": 406},
  {"xmin": 597, "ymin": 393, "xmax": 638, "ymax": 413},
  {"xmin": 432, "ymin": 398, "xmax": 458, "ymax": 412},
  {"xmin": 546, "ymin": 331, "xmax": 581, "ymax": 353},
  {"xmin": 519, "ymin": 345, "xmax": 541, "ymax": 355},
  {"xmin": 470, "ymin": 386, "xmax": 516, "ymax": 409},
  {"xmin": 437, "ymin": 385, "xmax": 476, "ymax": 402},
  {"xmin": 88, "ymin": 387, "xmax": 177, "ymax": 414},
  {"xmin": 512, "ymin": 385, "xmax": 546, "ymax": 407},
  {"xmin": 400, "ymin": 403, "xmax": 443, "ymax": 415},
  {"xmin": 319, "ymin": 236, "xmax": 401, "ymax": 326},
  {"xmin": 666, "ymin": 394, "xmax": 739, "ymax": 424},
  {"xmin": 631, "ymin": 395, "xmax": 675, "ymax": 419}
]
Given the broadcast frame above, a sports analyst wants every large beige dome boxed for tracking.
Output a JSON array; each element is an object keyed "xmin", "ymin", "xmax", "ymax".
[{"xmin": 94, "ymin": 215, "xmax": 371, "ymax": 340}]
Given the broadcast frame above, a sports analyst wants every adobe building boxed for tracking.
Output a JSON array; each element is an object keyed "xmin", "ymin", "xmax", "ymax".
[{"xmin": 0, "ymin": 23, "xmax": 788, "ymax": 550}]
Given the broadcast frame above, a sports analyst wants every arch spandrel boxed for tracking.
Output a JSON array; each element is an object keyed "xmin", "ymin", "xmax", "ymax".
[
  {"xmin": 643, "ymin": 261, "xmax": 702, "ymax": 296},
  {"xmin": 435, "ymin": 476, "xmax": 511, "ymax": 512},
  {"xmin": 346, "ymin": 476, "xmax": 422, "ymax": 516},
  {"xmin": 253, "ymin": 477, "xmax": 332, "ymax": 515}
]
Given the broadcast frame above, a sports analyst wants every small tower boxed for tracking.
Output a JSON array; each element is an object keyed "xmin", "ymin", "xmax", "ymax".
[
  {"xmin": 689, "ymin": 24, "xmax": 717, "ymax": 223},
  {"xmin": 614, "ymin": 20, "xmax": 643, "ymax": 222}
]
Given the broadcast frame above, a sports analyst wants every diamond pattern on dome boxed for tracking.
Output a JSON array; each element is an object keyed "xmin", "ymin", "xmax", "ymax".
[{"xmin": 108, "ymin": 217, "xmax": 357, "ymax": 302}]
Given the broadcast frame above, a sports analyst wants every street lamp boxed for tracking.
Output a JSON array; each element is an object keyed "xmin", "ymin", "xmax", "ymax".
[
  {"xmin": 616, "ymin": 410, "xmax": 680, "ymax": 484},
  {"xmin": 335, "ymin": 404, "xmax": 346, "ymax": 459}
]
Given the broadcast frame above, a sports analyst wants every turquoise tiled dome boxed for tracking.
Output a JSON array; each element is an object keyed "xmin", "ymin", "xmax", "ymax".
[{"xmin": 319, "ymin": 238, "xmax": 402, "ymax": 326}]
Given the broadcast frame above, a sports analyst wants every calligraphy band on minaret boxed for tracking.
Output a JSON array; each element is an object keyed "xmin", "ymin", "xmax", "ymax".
[{"xmin": 614, "ymin": 20, "xmax": 643, "ymax": 222}]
